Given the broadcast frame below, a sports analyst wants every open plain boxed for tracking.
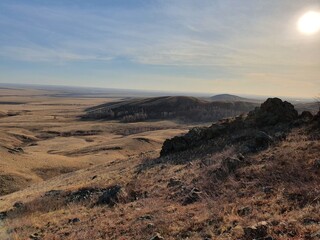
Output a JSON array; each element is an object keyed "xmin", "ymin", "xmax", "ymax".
[{"xmin": 0, "ymin": 87, "xmax": 189, "ymax": 197}]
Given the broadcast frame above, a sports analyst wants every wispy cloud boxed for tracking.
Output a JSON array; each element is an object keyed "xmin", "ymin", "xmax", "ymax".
[{"xmin": 0, "ymin": 0, "xmax": 319, "ymax": 97}]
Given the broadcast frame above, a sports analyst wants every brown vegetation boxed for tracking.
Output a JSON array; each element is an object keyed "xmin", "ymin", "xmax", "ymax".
[{"xmin": 0, "ymin": 95, "xmax": 319, "ymax": 239}]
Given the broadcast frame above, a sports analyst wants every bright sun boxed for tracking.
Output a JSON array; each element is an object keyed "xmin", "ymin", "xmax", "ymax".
[{"xmin": 298, "ymin": 11, "xmax": 320, "ymax": 35}]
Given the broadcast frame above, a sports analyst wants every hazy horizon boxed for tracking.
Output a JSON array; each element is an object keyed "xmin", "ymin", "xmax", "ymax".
[{"xmin": 1, "ymin": 0, "xmax": 320, "ymax": 98}]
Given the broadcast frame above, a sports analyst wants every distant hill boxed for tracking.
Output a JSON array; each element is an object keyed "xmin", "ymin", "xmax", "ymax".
[
  {"xmin": 295, "ymin": 102, "xmax": 319, "ymax": 113},
  {"xmin": 83, "ymin": 96, "xmax": 258, "ymax": 123},
  {"xmin": 210, "ymin": 94, "xmax": 258, "ymax": 102}
]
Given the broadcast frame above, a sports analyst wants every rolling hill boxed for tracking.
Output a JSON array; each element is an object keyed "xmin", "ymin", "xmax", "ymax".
[
  {"xmin": 1, "ymin": 98, "xmax": 320, "ymax": 239},
  {"xmin": 83, "ymin": 96, "xmax": 258, "ymax": 123}
]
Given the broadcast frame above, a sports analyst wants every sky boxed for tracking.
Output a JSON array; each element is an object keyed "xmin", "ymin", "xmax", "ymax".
[{"xmin": 0, "ymin": 0, "xmax": 319, "ymax": 98}]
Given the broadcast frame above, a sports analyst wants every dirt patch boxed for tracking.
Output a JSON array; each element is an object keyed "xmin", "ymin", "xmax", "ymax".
[
  {"xmin": 0, "ymin": 174, "xmax": 31, "ymax": 196},
  {"xmin": 33, "ymin": 167, "xmax": 78, "ymax": 180}
]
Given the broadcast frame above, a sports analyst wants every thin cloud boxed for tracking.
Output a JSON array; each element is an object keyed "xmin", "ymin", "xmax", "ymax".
[{"xmin": 0, "ymin": 0, "xmax": 319, "ymax": 97}]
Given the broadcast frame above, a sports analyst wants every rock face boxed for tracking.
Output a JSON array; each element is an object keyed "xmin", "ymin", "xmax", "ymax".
[
  {"xmin": 160, "ymin": 98, "xmax": 299, "ymax": 156},
  {"xmin": 299, "ymin": 111, "xmax": 313, "ymax": 122},
  {"xmin": 248, "ymin": 98, "xmax": 298, "ymax": 126},
  {"xmin": 97, "ymin": 185, "xmax": 122, "ymax": 206}
]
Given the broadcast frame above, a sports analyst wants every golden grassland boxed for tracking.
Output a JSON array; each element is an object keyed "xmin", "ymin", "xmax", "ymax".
[
  {"xmin": 0, "ymin": 88, "xmax": 319, "ymax": 239},
  {"xmin": 1, "ymin": 127, "xmax": 319, "ymax": 239}
]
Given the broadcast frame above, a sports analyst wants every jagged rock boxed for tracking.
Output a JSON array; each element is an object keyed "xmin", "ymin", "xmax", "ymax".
[
  {"xmin": 150, "ymin": 233, "xmax": 164, "ymax": 240},
  {"xmin": 299, "ymin": 111, "xmax": 313, "ymax": 122},
  {"xmin": 97, "ymin": 185, "xmax": 122, "ymax": 206},
  {"xmin": 160, "ymin": 125, "xmax": 227, "ymax": 156},
  {"xmin": 161, "ymin": 136, "xmax": 189, "ymax": 156},
  {"xmin": 248, "ymin": 98, "xmax": 298, "ymax": 126},
  {"xmin": 240, "ymin": 131, "xmax": 273, "ymax": 153},
  {"xmin": 68, "ymin": 188, "xmax": 101, "ymax": 202},
  {"xmin": 160, "ymin": 98, "xmax": 298, "ymax": 157},
  {"xmin": 252, "ymin": 131, "xmax": 273, "ymax": 149}
]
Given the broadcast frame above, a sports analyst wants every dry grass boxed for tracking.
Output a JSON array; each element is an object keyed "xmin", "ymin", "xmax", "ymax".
[
  {"xmin": 1, "ymin": 88, "xmax": 320, "ymax": 239},
  {"xmin": 1, "ymin": 126, "xmax": 319, "ymax": 239}
]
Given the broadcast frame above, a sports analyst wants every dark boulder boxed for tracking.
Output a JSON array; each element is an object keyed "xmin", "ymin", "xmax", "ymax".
[
  {"xmin": 239, "ymin": 131, "xmax": 273, "ymax": 153},
  {"xmin": 299, "ymin": 111, "xmax": 313, "ymax": 122},
  {"xmin": 248, "ymin": 98, "xmax": 298, "ymax": 126},
  {"xmin": 97, "ymin": 185, "xmax": 122, "ymax": 206},
  {"xmin": 160, "ymin": 125, "xmax": 227, "ymax": 156},
  {"xmin": 161, "ymin": 136, "xmax": 189, "ymax": 156},
  {"xmin": 67, "ymin": 188, "xmax": 102, "ymax": 203}
]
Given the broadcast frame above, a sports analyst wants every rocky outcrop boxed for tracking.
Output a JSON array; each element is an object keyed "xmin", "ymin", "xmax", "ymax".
[
  {"xmin": 160, "ymin": 125, "xmax": 227, "ymax": 156},
  {"xmin": 160, "ymin": 98, "xmax": 300, "ymax": 156},
  {"xmin": 299, "ymin": 111, "xmax": 313, "ymax": 122},
  {"xmin": 97, "ymin": 185, "xmax": 122, "ymax": 206},
  {"xmin": 247, "ymin": 98, "xmax": 298, "ymax": 126}
]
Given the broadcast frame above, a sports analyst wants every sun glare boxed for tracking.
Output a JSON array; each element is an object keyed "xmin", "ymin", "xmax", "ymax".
[{"xmin": 298, "ymin": 11, "xmax": 320, "ymax": 35}]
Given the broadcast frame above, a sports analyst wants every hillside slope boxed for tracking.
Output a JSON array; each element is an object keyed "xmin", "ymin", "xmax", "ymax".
[
  {"xmin": 1, "ymin": 98, "xmax": 320, "ymax": 240},
  {"xmin": 210, "ymin": 94, "xmax": 258, "ymax": 102},
  {"xmin": 83, "ymin": 96, "xmax": 258, "ymax": 123}
]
